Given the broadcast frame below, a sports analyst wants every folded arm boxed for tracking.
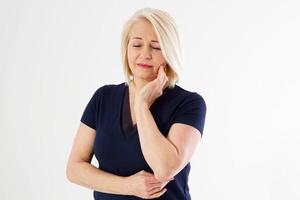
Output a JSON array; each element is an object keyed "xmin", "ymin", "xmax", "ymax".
[{"xmin": 135, "ymin": 103, "xmax": 201, "ymax": 182}]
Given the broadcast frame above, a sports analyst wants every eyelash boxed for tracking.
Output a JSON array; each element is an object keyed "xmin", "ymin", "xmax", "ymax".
[{"xmin": 133, "ymin": 45, "xmax": 161, "ymax": 50}]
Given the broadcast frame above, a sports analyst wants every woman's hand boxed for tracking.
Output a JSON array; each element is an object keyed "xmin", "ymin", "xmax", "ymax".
[
  {"xmin": 135, "ymin": 65, "xmax": 169, "ymax": 109},
  {"xmin": 124, "ymin": 170, "xmax": 173, "ymax": 199}
]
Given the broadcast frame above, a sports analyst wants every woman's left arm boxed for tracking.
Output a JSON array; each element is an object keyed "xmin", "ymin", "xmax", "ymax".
[{"xmin": 135, "ymin": 102, "xmax": 201, "ymax": 182}]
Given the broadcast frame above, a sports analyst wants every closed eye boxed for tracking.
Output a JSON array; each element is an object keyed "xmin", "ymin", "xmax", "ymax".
[{"xmin": 133, "ymin": 45, "xmax": 161, "ymax": 50}]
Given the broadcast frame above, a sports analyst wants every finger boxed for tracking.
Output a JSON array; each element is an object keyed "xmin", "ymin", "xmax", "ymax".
[
  {"xmin": 156, "ymin": 69, "xmax": 162, "ymax": 80},
  {"xmin": 148, "ymin": 185, "xmax": 164, "ymax": 193},
  {"xmin": 160, "ymin": 76, "xmax": 168, "ymax": 88},
  {"xmin": 150, "ymin": 176, "xmax": 173, "ymax": 186},
  {"xmin": 148, "ymin": 188, "xmax": 167, "ymax": 199},
  {"xmin": 147, "ymin": 176, "xmax": 163, "ymax": 184},
  {"xmin": 149, "ymin": 181, "xmax": 170, "ymax": 191},
  {"xmin": 149, "ymin": 181, "xmax": 165, "ymax": 187},
  {"xmin": 158, "ymin": 65, "xmax": 167, "ymax": 76},
  {"xmin": 156, "ymin": 74, "xmax": 164, "ymax": 86},
  {"xmin": 160, "ymin": 75, "xmax": 165, "ymax": 84},
  {"xmin": 163, "ymin": 76, "xmax": 168, "ymax": 85},
  {"xmin": 162, "ymin": 65, "xmax": 167, "ymax": 73},
  {"xmin": 160, "ymin": 65, "xmax": 166, "ymax": 75},
  {"xmin": 157, "ymin": 65, "xmax": 165, "ymax": 76}
]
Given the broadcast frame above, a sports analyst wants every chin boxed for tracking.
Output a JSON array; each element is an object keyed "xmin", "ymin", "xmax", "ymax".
[{"xmin": 136, "ymin": 72, "xmax": 156, "ymax": 81}]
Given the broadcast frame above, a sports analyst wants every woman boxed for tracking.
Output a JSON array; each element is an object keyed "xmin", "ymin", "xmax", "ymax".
[{"xmin": 66, "ymin": 8, "xmax": 206, "ymax": 200}]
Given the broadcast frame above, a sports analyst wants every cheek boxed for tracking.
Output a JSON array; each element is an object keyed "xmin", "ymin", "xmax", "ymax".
[
  {"xmin": 127, "ymin": 55, "xmax": 134, "ymax": 68},
  {"xmin": 153, "ymin": 56, "xmax": 166, "ymax": 69},
  {"xmin": 154, "ymin": 52, "xmax": 166, "ymax": 63},
  {"xmin": 127, "ymin": 49, "xmax": 137, "ymax": 63}
]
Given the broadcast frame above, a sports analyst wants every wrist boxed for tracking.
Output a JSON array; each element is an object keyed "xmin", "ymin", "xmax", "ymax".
[
  {"xmin": 135, "ymin": 100, "xmax": 149, "ymax": 111},
  {"xmin": 121, "ymin": 176, "xmax": 132, "ymax": 196}
]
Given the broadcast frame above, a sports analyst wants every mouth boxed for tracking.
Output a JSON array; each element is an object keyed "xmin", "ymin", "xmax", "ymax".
[{"xmin": 137, "ymin": 63, "xmax": 153, "ymax": 68}]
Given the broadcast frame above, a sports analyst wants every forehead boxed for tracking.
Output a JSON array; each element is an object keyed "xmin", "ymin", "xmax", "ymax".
[{"xmin": 129, "ymin": 19, "xmax": 158, "ymax": 41}]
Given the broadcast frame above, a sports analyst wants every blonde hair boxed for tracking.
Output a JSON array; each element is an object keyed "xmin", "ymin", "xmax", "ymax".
[{"xmin": 120, "ymin": 8, "xmax": 183, "ymax": 88}]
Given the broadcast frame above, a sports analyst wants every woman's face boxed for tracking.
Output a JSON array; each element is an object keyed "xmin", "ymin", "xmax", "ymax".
[{"xmin": 127, "ymin": 19, "xmax": 167, "ymax": 82}]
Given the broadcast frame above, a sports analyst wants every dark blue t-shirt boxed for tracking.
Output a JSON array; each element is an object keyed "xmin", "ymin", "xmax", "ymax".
[{"xmin": 80, "ymin": 82, "xmax": 206, "ymax": 200}]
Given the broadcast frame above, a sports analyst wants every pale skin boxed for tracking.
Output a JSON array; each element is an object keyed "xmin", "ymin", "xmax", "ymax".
[{"xmin": 66, "ymin": 18, "xmax": 201, "ymax": 199}]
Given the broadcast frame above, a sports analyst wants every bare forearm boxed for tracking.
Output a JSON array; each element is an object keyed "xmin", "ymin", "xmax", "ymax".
[
  {"xmin": 67, "ymin": 162, "xmax": 128, "ymax": 195},
  {"xmin": 135, "ymin": 103, "xmax": 179, "ymax": 180}
]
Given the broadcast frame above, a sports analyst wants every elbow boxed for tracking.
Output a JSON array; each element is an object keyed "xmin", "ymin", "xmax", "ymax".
[
  {"xmin": 154, "ymin": 165, "xmax": 177, "ymax": 182},
  {"xmin": 154, "ymin": 158, "xmax": 183, "ymax": 182},
  {"xmin": 154, "ymin": 170, "xmax": 175, "ymax": 182},
  {"xmin": 154, "ymin": 174, "xmax": 172, "ymax": 182},
  {"xmin": 66, "ymin": 162, "xmax": 76, "ymax": 183}
]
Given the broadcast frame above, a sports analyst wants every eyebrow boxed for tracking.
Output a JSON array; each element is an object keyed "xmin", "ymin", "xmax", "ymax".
[{"xmin": 131, "ymin": 37, "xmax": 159, "ymax": 43}]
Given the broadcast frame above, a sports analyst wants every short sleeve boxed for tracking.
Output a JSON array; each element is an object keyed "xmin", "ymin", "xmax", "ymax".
[
  {"xmin": 172, "ymin": 93, "xmax": 207, "ymax": 136},
  {"xmin": 80, "ymin": 87, "xmax": 104, "ymax": 130}
]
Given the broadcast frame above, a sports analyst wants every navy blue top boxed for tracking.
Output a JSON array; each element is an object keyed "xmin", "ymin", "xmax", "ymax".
[{"xmin": 80, "ymin": 82, "xmax": 206, "ymax": 200}]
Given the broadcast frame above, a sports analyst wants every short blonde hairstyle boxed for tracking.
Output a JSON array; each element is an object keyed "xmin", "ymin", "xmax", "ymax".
[{"xmin": 120, "ymin": 8, "xmax": 183, "ymax": 88}]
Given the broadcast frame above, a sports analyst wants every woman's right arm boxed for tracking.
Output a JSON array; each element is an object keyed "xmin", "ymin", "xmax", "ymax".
[
  {"xmin": 66, "ymin": 122, "xmax": 170, "ymax": 198},
  {"xmin": 66, "ymin": 122, "xmax": 128, "ymax": 195}
]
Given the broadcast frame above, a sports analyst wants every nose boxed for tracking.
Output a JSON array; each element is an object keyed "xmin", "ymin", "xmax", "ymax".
[{"xmin": 140, "ymin": 46, "xmax": 152, "ymax": 59}]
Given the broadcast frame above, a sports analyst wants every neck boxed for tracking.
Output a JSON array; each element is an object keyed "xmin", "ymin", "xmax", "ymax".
[{"xmin": 128, "ymin": 77, "xmax": 149, "ymax": 97}]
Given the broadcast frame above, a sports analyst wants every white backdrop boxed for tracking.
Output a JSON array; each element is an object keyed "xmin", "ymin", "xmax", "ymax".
[{"xmin": 1, "ymin": 0, "xmax": 300, "ymax": 199}]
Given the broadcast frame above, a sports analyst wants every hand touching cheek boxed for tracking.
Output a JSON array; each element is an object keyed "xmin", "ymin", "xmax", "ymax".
[{"xmin": 135, "ymin": 65, "xmax": 169, "ymax": 109}]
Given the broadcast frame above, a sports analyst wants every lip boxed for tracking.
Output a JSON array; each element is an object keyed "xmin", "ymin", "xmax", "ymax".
[{"xmin": 137, "ymin": 63, "xmax": 153, "ymax": 68}]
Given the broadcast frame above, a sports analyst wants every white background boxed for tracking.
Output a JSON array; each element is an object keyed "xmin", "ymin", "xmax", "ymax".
[{"xmin": 1, "ymin": 0, "xmax": 300, "ymax": 199}]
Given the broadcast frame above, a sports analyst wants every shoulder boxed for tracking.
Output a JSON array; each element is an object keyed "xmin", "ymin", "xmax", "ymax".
[
  {"xmin": 170, "ymin": 85, "xmax": 206, "ymax": 108},
  {"xmin": 93, "ymin": 82, "xmax": 125, "ymax": 96},
  {"xmin": 85, "ymin": 82, "xmax": 124, "ymax": 109},
  {"xmin": 167, "ymin": 85, "xmax": 207, "ymax": 134}
]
